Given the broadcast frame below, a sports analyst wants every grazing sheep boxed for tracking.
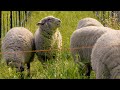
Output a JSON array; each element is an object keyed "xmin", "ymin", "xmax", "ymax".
[
  {"xmin": 2, "ymin": 27, "xmax": 35, "ymax": 78},
  {"xmin": 76, "ymin": 17, "xmax": 104, "ymax": 29},
  {"xmin": 34, "ymin": 16, "xmax": 62, "ymax": 63},
  {"xmin": 91, "ymin": 30, "xmax": 120, "ymax": 79},
  {"xmin": 70, "ymin": 26, "xmax": 113, "ymax": 78}
]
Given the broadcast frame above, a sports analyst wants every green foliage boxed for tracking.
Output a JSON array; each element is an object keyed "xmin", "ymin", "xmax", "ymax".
[{"xmin": 1, "ymin": 11, "xmax": 96, "ymax": 79}]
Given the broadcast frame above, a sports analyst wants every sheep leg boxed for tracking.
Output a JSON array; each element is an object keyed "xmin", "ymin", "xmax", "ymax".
[
  {"xmin": 27, "ymin": 63, "xmax": 30, "ymax": 77},
  {"xmin": 6, "ymin": 61, "xmax": 9, "ymax": 66},
  {"xmin": 16, "ymin": 68, "xmax": 24, "ymax": 79},
  {"xmin": 19, "ymin": 65, "xmax": 25, "ymax": 79},
  {"xmin": 85, "ymin": 63, "xmax": 92, "ymax": 78},
  {"xmin": 20, "ymin": 72, "xmax": 24, "ymax": 79}
]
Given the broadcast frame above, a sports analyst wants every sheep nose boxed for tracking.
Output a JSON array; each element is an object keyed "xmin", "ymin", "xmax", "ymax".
[{"xmin": 58, "ymin": 19, "xmax": 61, "ymax": 22}]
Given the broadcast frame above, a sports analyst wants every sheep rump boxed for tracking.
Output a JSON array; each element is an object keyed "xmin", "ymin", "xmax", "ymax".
[
  {"xmin": 2, "ymin": 27, "xmax": 35, "ymax": 77},
  {"xmin": 91, "ymin": 30, "xmax": 120, "ymax": 79},
  {"xmin": 70, "ymin": 26, "xmax": 113, "ymax": 77}
]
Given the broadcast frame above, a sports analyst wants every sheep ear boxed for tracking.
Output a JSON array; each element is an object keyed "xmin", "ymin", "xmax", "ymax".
[{"xmin": 37, "ymin": 22, "xmax": 44, "ymax": 26}]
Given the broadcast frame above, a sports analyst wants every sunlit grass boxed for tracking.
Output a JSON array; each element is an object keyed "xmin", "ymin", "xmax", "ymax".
[{"xmin": 1, "ymin": 11, "xmax": 96, "ymax": 79}]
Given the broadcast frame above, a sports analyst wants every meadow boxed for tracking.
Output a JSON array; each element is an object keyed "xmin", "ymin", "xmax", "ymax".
[{"xmin": 0, "ymin": 11, "xmax": 97, "ymax": 79}]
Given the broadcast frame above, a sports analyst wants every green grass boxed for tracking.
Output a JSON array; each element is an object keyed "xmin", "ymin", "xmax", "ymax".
[{"xmin": 0, "ymin": 11, "xmax": 97, "ymax": 79}]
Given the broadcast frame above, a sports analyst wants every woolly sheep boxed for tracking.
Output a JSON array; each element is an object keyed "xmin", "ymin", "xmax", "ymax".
[
  {"xmin": 91, "ymin": 30, "xmax": 120, "ymax": 79},
  {"xmin": 70, "ymin": 26, "xmax": 113, "ymax": 78},
  {"xmin": 34, "ymin": 16, "xmax": 62, "ymax": 63},
  {"xmin": 2, "ymin": 27, "xmax": 35, "ymax": 77},
  {"xmin": 76, "ymin": 17, "xmax": 104, "ymax": 29}
]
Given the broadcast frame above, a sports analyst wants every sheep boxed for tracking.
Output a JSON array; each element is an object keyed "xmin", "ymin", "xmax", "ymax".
[
  {"xmin": 91, "ymin": 30, "xmax": 120, "ymax": 79},
  {"xmin": 1, "ymin": 27, "xmax": 35, "ymax": 78},
  {"xmin": 34, "ymin": 16, "xmax": 62, "ymax": 63},
  {"xmin": 76, "ymin": 17, "xmax": 104, "ymax": 29},
  {"xmin": 70, "ymin": 26, "xmax": 113, "ymax": 78}
]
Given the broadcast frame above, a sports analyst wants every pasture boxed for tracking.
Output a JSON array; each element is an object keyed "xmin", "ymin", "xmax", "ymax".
[{"xmin": 0, "ymin": 11, "xmax": 98, "ymax": 79}]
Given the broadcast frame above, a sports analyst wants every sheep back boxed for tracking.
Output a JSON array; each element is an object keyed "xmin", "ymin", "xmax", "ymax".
[
  {"xmin": 76, "ymin": 17, "xmax": 104, "ymax": 29},
  {"xmin": 2, "ymin": 27, "xmax": 35, "ymax": 65}
]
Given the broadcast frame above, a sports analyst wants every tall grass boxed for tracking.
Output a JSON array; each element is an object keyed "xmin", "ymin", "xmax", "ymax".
[{"xmin": 0, "ymin": 11, "xmax": 96, "ymax": 79}]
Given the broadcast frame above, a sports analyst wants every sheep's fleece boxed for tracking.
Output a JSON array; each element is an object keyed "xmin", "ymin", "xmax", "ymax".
[
  {"xmin": 2, "ymin": 27, "xmax": 34, "ymax": 72},
  {"xmin": 70, "ymin": 26, "xmax": 113, "ymax": 64},
  {"xmin": 34, "ymin": 16, "xmax": 62, "ymax": 62},
  {"xmin": 76, "ymin": 17, "xmax": 104, "ymax": 29},
  {"xmin": 91, "ymin": 30, "xmax": 120, "ymax": 79}
]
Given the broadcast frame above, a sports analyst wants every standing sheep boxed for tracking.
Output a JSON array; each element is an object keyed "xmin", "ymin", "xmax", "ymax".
[
  {"xmin": 91, "ymin": 30, "xmax": 120, "ymax": 79},
  {"xmin": 34, "ymin": 16, "xmax": 62, "ymax": 63},
  {"xmin": 70, "ymin": 26, "xmax": 113, "ymax": 78},
  {"xmin": 76, "ymin": 17, "xmax": 104, "ymax": 29},
  {"xmin": 2, "ymin": 27, "xmax": 35, "ymax": 78}
]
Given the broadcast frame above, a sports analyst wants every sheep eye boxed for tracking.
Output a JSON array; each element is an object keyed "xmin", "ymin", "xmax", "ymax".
[
  {"xmin": 48, "ymin": 18, "xmax": 52, "ymax": 21},
  {"xmin": 40, "ymin": 23, "xmax": 44, "ymax": 25}
]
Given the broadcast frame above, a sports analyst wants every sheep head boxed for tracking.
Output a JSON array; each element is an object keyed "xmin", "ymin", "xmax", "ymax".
[{"xmin": 37, "ymin": 16, "xmax": 61, "ymax": 31}]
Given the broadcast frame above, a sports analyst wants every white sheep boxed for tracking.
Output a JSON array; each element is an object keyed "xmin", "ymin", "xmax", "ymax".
[
  {"xmin": 91, "ymin": 30, "xmax": 120, "ymax": 79},
  {"xmin": 76, "ymin": 17, "xmax": 104, "ymax": 29},
  {"xmin": 2, "ymin": 27, "xmax": 35, "ymax": 78},
  {"xmin": 70, "ymin": 26, "xmax": 113, "ymax": 78},
  {"xmin": 34, "ymin": 16, "xmax": 62, "ymax": 63}
]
